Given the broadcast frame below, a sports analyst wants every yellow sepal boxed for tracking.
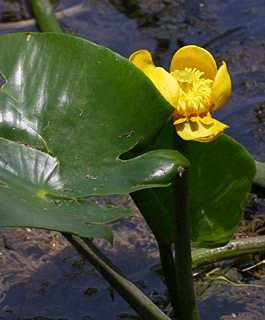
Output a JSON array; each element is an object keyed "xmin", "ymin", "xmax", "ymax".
[
  {"xmin": 129, "ymin": 49, "xmax": 155, "ymax": 75},
  {"xmin": 211, "ymin": 61, "xmax": 232, "ymax": 111},
  {"xmin": 147, "ymin": 67, "xmax": 180, "ymax": 107},
  {"xmin": 175, "ymin": 118, "xmax": 229, "ymax": 142},
  {"xmin": 130, "ymin": 49, "xmax": 180, "ymax": 107},
  {"xmin": 170, "ymin": 45, "xmax": 217, "ymax": 80}
]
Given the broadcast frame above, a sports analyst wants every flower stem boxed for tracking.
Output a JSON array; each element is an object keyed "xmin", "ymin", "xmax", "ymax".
[
  {"xmin": 131, "ymin": 189, "xmax": 179, "ymax": 317},
  {"xmin": 173, "ymin": 135, "xmax": 201, "ymax": 320},
  {"xmin": 192, "ymin": 235, "xmax": 265, "ymax": 268},
  {"xmin": 254, "ymin": 160, "xmax": 265, "ymax": 188},
  {"xmin": 30, "ymin": 0, "xmax": 63, "ymax": 33},
  {"xmin": 63, "ymin": 233, "xmax": 171, "ymax": 320},
  {"xmin": 157, "ymin": 242, "xmax": 179, "ymax": 317}
]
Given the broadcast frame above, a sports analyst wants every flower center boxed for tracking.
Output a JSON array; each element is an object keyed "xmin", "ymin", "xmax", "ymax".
[{"xmin": 171, "ymin": 68, "xmax": 213, "ymax": 119}]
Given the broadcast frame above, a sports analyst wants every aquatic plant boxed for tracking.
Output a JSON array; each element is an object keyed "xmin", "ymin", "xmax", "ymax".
[{"xmin": 0, "ymin": 1, "xmax": 263, "ymax": 319}]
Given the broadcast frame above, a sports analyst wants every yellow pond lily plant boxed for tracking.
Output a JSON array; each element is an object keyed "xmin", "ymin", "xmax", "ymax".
[{"xmin": 129, "ymin": 45, "xmax": 232, "ymax": 142}]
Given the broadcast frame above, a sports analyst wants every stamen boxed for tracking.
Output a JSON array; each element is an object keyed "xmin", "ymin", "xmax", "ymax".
[{"xmin": 171, "ymin": 67, "xmax": 213, "ymax": 119}]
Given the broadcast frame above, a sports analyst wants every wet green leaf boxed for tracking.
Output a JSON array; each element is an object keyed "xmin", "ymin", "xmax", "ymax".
[
  {"xmin": 0, "ymin": 139, "xmax": 133, "ymax": 243},
  {"xmin": 189, "ymin": 134, "xmax": 256, "ymax": 247},
  {"xmin": 0, "ymin": 33, "xmax": 188, "ymax": 240},
  {"xmin": 140, "ymin": 122, "xmax": 256, "ymax": 247}
]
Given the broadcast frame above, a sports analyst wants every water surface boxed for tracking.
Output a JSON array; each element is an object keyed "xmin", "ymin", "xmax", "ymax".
[{"xmin": 0, "ymin": 1, "xmax": 264, "ymax": 319}]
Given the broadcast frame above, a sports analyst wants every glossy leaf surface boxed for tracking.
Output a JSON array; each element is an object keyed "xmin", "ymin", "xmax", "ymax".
[
  {"xmin": 189, "ymin": 134, "xmax": 256, "ymax": 247},
  {"xmin": 0, "ymin": 33, "xmax": 188, "ymax": 240},
  {"xmin": 140, "ymin": 122, "xmax": 255, "ymax": 247},
  {"xmin": 0, "ymin": 139, "xmax": 133, "ymax": 243}
]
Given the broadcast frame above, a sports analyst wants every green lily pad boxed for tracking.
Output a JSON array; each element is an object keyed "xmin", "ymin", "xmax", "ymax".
[
  {"xmin": 135, "ymin": 121, "xmax": 256, "ymax": 247},
  {"xmin": 0, "ymin": 139, "xmax": 133, "ymax": 243},
  {"xmin": 189, "ymin": 134, "xmax": 256, "ymax": 247},
  {"xmin": 0, "ymin": 32, "xmax": 188, "ymax": 240}
]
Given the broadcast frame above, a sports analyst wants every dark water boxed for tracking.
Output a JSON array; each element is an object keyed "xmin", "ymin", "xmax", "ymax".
[{"xmin": 0, "ymin": 0, "xmax": 264, "ymax": 319}]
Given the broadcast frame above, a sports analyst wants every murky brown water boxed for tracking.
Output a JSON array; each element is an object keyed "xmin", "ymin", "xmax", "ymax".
[{"xmin": 0, "ymin": 0, "xmax": 264, "ymax": 319}]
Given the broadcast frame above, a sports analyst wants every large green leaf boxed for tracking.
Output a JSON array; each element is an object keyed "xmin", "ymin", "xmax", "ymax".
[
  {"xmin": 0, "ymin": 32, "xmax": 188, "ymax": 239},
  {"xmin": 137, "ymin": 122, "xmax": 256, "ymax": 247},
  {"xmin": 0, "ymin": 139, "xmax": 133, "ymax": 243},
  {"xmin": 189, "ymin": 135, "xmax": 256, "ymax": 247}
]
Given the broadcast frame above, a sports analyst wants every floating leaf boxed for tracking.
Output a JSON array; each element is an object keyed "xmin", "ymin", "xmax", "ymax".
[
  {"xmin": 137, "ymin": 122, "xmax": 256, "ymax": 247},
  {"xmin": 0, "ymin": 33, "xmax": 188, "ymax": 240}
]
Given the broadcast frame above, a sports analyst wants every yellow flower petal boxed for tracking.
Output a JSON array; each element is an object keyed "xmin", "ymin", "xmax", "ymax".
[
  {"xmin": 129, "ymin": 49, "xmax": 155, "ymax": 75},
  {"xmin": 170, "ymin": 45, "xmax": 217, "ymax": 80},
  {"xmin": 147, "ymin": 67, "xmax": 180, "ymax": 107},
  {"xmin": 129, "ymin": 47, "xmax": 231, "ymax": 143},
  {"xmin": 130, "ymin": 50, "xmax": 180, "ymax": 107},
  {"xmin": 175, "ymin": 118, "xmax": 229, "ymax": 142},
  {"xmin": 211, "ymin": 61, "xmax": 232, "ymax": 111}
]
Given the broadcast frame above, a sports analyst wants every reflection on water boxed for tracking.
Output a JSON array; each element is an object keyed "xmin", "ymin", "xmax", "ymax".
[
  {"xmin": 0, "ymin": 0, "xmax": 264, "ymax": 319},
  {"xmin": 0, "ymin": 195, "xmax": 164, "ymax": 320},
  {"xmin": 1, "ymin": 193, "xmax": 265, "ymax": 319}
]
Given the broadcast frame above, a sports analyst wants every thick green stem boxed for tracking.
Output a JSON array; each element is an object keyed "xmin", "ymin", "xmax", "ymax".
[
  {"xmin": 131, "ymin": 190, "xmax": 179, "ymax": 318},
  {"xmin": 30, "ymin": 0, "xmax": 63, "ymax": 33},
  {"xmin": 63, "ymin": 233, "xmax": 171, "ymax": 320},
  {"xmin": 192, "ymin": 235, "xmax": 265, "ymax": 268},
  {"xmin": 157, "ymin": 242, "xmax": 179, "ymax": 317},
  {"xmin": 254, "ymin": 160, "xmax": 265, "ymax": 188},
  {"xmin": 173, "ymin": 136, "xmax": 200, "ymax": 320},
  {"xmin": 130, "ymin": 236, "xmax": 265, "ymax": 279}
]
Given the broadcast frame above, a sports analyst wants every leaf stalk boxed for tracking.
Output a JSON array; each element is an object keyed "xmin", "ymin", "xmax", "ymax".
[{"xmin": 173, "ymin": 135, "xmax": 200, "ymax": 320}]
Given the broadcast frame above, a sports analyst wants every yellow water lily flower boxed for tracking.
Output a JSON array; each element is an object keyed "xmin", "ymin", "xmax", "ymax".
[{"xmin": 129, "ymin": 45, "xmax": 232, "ymax": 142}]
